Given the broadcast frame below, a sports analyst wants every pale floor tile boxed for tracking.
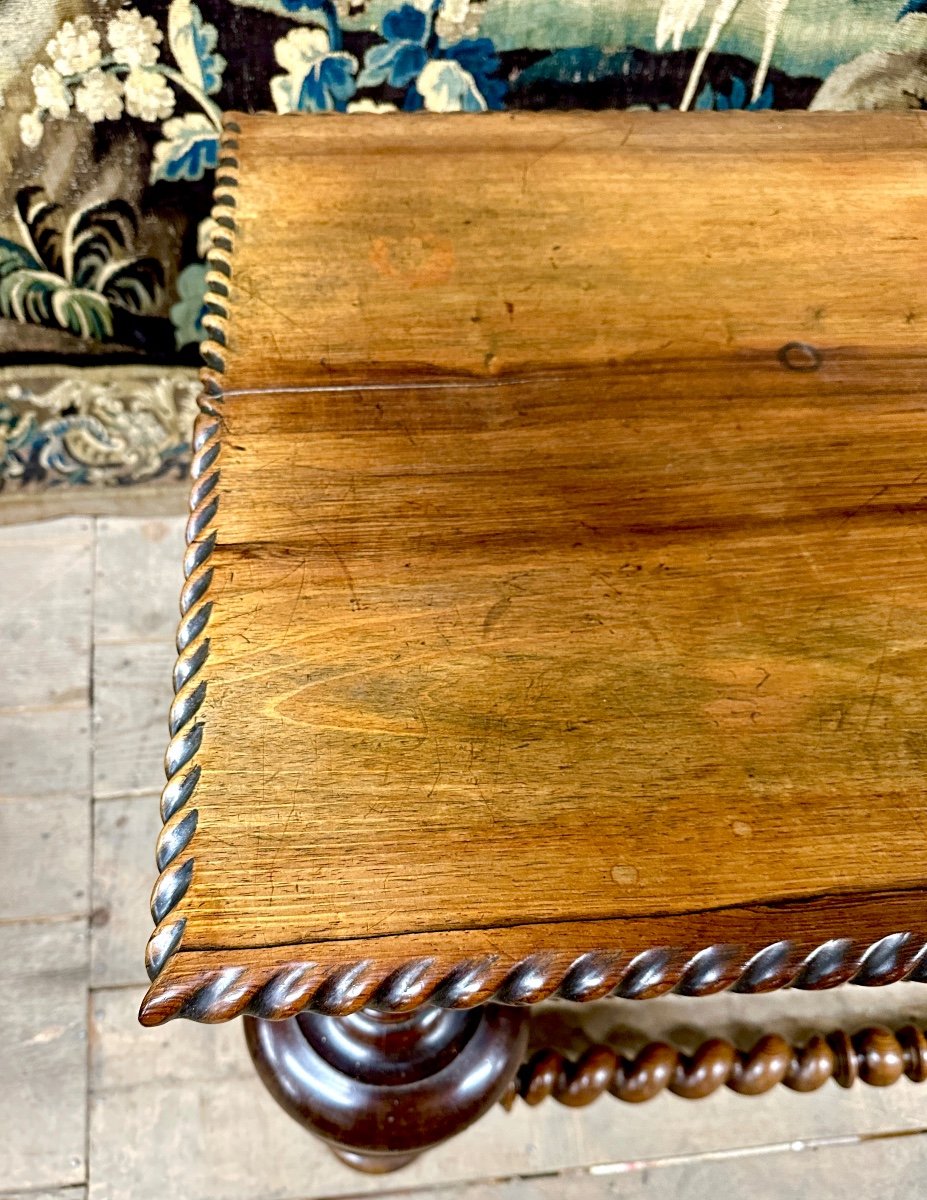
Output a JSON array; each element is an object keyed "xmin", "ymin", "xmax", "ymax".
[
  {"xmin": 382, "ymin": 1133, "xmax": 927, "ymax": 1200},
  {"xmin": 0, "ymin": 517, "xmax": 92, "ymax": 1193},
  {"xmin": 91, "ymin": 640, "xmax": 174, "ymax": 799},
  {"xmin": 89, "ymin": 986, "xmax": 927, "ymax": 1200},
  {"xmin": 93, "ymin": 517, "xmax": 185, "ymax": 643},
  {"xmin": 0, "ymin": 706, "xmax": 91, "ymax": 801},
  {"xmin": 91, "ymin": 797, "xmax": 162, "ymax": 988},
  {"xmin": 0, "ymin": 921, "xmax": 88, "ymax": 1193},
  {"xmin": 0, "ymin": 523, "xmax": 92, "ymax": 916},
  {"xmin": 599, "ymin": 1135, "xmax": 927, "ymax": 1200},
  {"xmin": 1, "ymin": 1190, "xmax": 87, "ymax": 1200},
  {"xmin": 0, "ymin": 517, "xmax": 93, "ymax": 708},
  {"xmin": 0, "ymin": 796, "xmax": 90, "ymax": 921},
  {"xmin": 91, "ymin": 515, "xmax": 184, "ymax": 800}
]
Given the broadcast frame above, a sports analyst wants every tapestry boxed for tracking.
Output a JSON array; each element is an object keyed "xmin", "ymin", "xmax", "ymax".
[{"xmin": 1, "ymin": 0, "xmax": 925, "ymax": 491}]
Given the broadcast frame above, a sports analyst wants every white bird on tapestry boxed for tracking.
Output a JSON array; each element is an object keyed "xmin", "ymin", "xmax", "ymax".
[{"xmin": 656, "ymin": 0, "xmax": 792, "ymax": 111}]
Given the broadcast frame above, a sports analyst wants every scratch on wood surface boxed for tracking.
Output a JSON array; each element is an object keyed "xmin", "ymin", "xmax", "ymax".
[{"xmin": 483, "ymin": 595, "xmax": 512, "ymax": 636}]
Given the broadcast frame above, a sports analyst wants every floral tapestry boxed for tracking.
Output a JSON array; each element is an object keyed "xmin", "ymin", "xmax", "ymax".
[{"xmin": 2, "ymin": 0, "xmax": 926, "ymax": 491}]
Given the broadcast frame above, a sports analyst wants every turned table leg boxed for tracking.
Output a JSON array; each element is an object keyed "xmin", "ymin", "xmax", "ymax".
[{"xmin": 244, "ymin": 1004, "xmax": 528, "ymax": 1173}]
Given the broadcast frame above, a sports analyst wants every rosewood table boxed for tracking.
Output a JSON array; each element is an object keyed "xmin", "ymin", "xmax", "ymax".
[{"xmin": 141, "ymin": 110, "xmax": 927, "ymax": 1173}]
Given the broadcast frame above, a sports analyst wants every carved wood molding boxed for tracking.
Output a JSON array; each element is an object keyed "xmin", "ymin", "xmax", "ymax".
[
  {"xmin": 145, "ymin": 119, "xmax": 241, "ymax": 983},
  {"xmin": 503, "ymin": 1023, "xmax": 927, "ymax": 1108},
  {"xmin": 139, "ymin": 930, "xmax": 927, "ymax": 1026}
]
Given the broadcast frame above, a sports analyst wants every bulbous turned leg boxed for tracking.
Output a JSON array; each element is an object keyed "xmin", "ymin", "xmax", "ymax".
[{"xmin": 244, "ymin": 1004, "xmax": 528, "ymax": 1174}]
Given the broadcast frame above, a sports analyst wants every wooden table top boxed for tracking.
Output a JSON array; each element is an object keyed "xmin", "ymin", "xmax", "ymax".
[{"xmin": 141, "ymin": 111, "xmax": 927, "ymax": 1026}]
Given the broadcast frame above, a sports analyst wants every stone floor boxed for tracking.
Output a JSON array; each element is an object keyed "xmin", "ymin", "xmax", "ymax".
[{"xmin": 4, "ymin": 511, "xmax": 927, "ymax": 1200}]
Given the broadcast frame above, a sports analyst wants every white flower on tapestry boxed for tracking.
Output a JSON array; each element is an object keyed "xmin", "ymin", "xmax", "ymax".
[
  {"xmin": 46, "ymin": 16, "xmax": 102, "ymax": 76},
  {"xmin": 416, "ymin": 58, "xmax": 487, "ymax": 111},
  {"xmin": 435, "ymin": 0, "xmax": 483, "ymax": 44},
  {"xmin": 108, "ymin": 10, "xmax": 164, "ymax": 68},
  {"xmin": 20, "ymin": 2, "xmax": 224, "ymax": 184},
  {"xmin": 75, "ymin": 70, "xmax": 125, "ymax": 124},
  {"xmin": 19, "ymin": 111, "xmax": 44, "ymax": 149},
  {"xmin": 271, "ymin": 27, "xmax": 358, "ymax": 112},
  {"xmin": 124, "ymin": 68, "xmax": 176, "ymax": 121},
  {"xmin": 346, "ymin": 99, "xmax": 398, "ymax": 112},
  {"xmin": 31, "ymin": 65, "xmax": 71, "ymax": 120}
]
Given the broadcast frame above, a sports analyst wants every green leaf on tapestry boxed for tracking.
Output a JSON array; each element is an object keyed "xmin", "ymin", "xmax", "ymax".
[
  {"xmin": 96, "ymin": 257, "xmax": 165, "ymax": 313},
  {"xmin": 168, "ymin": 0, "xmax": 227, "ymax": 96},
  {"xmin": 0, "ymin": 250, "xmax": 113, "ymax": 340},
  {"xmin": 151, "ymin": 114, "xmax": 221, "ymax": 183},
  {"xmin": 512, "ymin": 47, "xmax": 633, "ymax": 88},
  {"xmin": 0, "ymin": 236, "xmax": 41, "ymax": 276},
  {"xmin": 67, "ymin": 199, "xmax": 139, "ymax": 287},
  {"xmin": 0, "ymin": 188, "xmax": 162, "ymax": 342},
  {"xmin": 170, "ymin": 261, "xmax": 208, "ymax": 348},
  {"xmin": 15, "ymin": 188, "xmax": 64, "ymax": 276}
]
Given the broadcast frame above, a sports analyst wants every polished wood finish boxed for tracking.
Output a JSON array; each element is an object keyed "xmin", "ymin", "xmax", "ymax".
[
  {"xmin": 207, "ymin": 112, "xmax": 924, "ymax": 391},
  {"xmin": 142, "ymin": 111, "xmax": 927, "ymax": 1026},
  {"xmin": 503, "ymin": 1022, "xmax": 927, "ymax": 1108},
  {"xmin": 245, "ymin": 1005, "xmax": 527, "ymax": 1172}
]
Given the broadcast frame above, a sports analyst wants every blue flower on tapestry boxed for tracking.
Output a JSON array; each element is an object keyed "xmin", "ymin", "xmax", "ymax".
[
  {"xmin": 358, "ymin": 5, "xmax": 430, "ymax": 90},
  {"xmin": 898, "ymin": 0, "xmax": 927, "ymax": 17},
  {"xmin": 167, "ymin": 0, "xmax": 226, "ymax": 96},
  {"xmin": 271, "ymin": 27, "xmax": 358, "ymax": 112},
  {"xmin": 152, "ymin": 114, "xmax": 221, "ymax": 181},
  {"xmin": 406, "ymin": 39, "xmax": 505, "ymax": 111},
  {"xmin": 442, "ymin": 38, "xmax": 506, "ymax": 109},
  {"xmin": 695, "ymin": 76, "xmax": 773, "ymax": 111}
]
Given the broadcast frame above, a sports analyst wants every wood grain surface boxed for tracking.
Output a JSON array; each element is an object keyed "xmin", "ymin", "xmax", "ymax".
[{"xmin": 145, "ymin": 111, "xmax": 927, "ymax": 1020}]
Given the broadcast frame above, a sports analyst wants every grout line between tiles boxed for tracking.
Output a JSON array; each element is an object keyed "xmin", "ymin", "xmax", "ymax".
[
  {"xmin": 85, "ymin": 514, "xmax": 99, "ymax": 1194},
  {"xmin": 0, "ymin": 701, "xmax": 89, "ymax": 716},
  {"xmin": 0, "ymin": 793, "xmax": 93, "ymax": 806},
  {"xmin": 89, "ymin": 980, "xmax": 149, "ymax": 995},
  {"xmin": 91, "ymin": 789, "xmax": 162, "ymax": 804},
  {"xmin": 0, "ymin": 1185, "xmax": 88, "ymax": 1198},
  {"xmin": 0, "ymin": 913, "xmax": 88, "ymax": 930},
  {"xmin": 92, "ymin": 789, "xmax": 163, "ymax": 804},
  {"xmin": 93, "ymin": 636, "xmax": 179, "ymax": 647}
]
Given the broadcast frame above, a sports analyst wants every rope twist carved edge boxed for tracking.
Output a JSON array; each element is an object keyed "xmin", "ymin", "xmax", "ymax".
[
  {"xmin": 141, "ymin": 933, "xmax": 927, "ymax": 1024},
  {"xmin": 144, "ymin": 119, "xmax": 241, "ymax": 982}
]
